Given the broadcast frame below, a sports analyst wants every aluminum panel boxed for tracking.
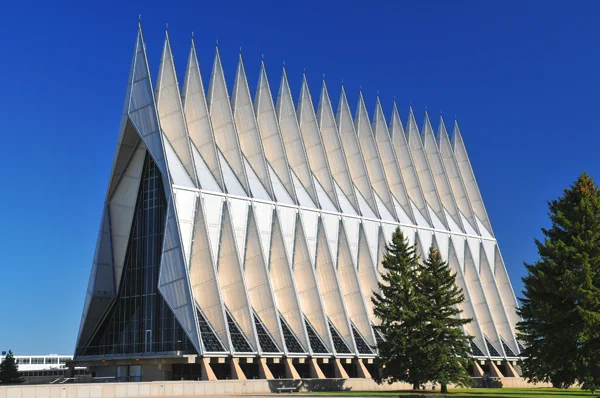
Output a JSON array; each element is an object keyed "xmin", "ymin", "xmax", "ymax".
[
  {"xmin": 207, "ymin": 48, "xmax": 250, "ymax": 196},
  {"xmin": 463, "ymin": 244, "xmax": 504, "ymax": 357},
  {"xmin": 190, "ymin": 191, "xmax": 229, "ymax": 352},
  {"xmin": 479, "ymin": 250, "xmax": 518, "ymax": 356},
  {"xmin": 244, "ymin": 209, "xmax": 284, "ymax": 353},
  {"xmin": 297, "ymin": 76, "xmax": 340, "ymax": 211},
  {"xmin": 337, "ymin": 226, "xmax": 377, "ymax": 349},
  {"xmin": 218, "ymin": 204, "xmax": 258, "ymax": 352},
  {"xmin": 389, "ymin": 104, "xmax": 430, "ymax": 226},
  {"xmin": 356, "ymin": 224, "xmax": 380, "ymax": 325},
  {"xmin": 155, "ymin": 32, "xmax": 198, "ymax": 187},
  {"xmin": 354, "ymin": 93, "xmax": 399, "ymax": 221},
  {"xmin": 232, "ymin": 55, "xmax": 274, "ymax": 200},
  {"xmin": 109, "ymin": 145, "xmax": 146, "ymax": 288},
  {"xmin": 276, "ymin": 68, "xmax": 320, "ymax": 207},
  {"xmin": 437, "ymin": 117, "xmax": 481, "ymax": 233},
  {"xmin": 317, "ymin": 82, "xmax": 360, "ymax": 215},
  {"xmin": 314, "ymin": 224, "xmax": 357, "ymax": 354},
  {"xmin": 183, "ymin": 39, "xmax": 225, "ymax": 192},
  {"xmin": 158, "ymin": 199, "xmax": 202, "ymax": 354},
  {"xmin": 422, "ymin": 113, "xmax": 463, "ymax": 231},
  {"xmin": 293, "ymin": 217, "xmax": 334, "ymax": 353},
  {"xmin": 270, "ymin": 213, "xmax": 309, "ymax": 352},
  {"xmin": 452, "ymin": 122, "xmax": 494, "ymax": 236},
  {"xmin": 447, "ymin": 244, "xmax": 490, "ymax": 357},
  {"xmin": 255, "ymin": 62, "xmax": 297, "ymax": 204},
  {"xmin": 373, "ymin": 99, "xmax": 415, "ymax": 223},
  {"xmin": 403, "ymin": 108, "xmax": 447, "ymax": 229}
]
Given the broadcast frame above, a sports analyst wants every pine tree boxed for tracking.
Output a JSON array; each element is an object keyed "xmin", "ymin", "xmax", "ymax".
[
  {"xmin": 518, "ymin": 172, "xmax": 600, "ymax": 393},
  {"xmin": 415, "ymin": 247, "xmax": 473, "ymax": 393},
  {"xmin": 372, "ymin": 227, "xmax": 425, "ymax": 389},
  {"xmin": 0, "ymin": 350, "xmax": 24, "ymax": 384}
]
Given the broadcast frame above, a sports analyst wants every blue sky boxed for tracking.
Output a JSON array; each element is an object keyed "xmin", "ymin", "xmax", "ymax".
[{"xmin": 1, "ymin": 0, "xmax": 598, "ymax": 355}]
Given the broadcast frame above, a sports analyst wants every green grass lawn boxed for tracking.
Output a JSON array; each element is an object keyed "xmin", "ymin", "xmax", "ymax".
[{"xmin": 297, "ymin": 388, "xmax": 597, "ymax": 397}]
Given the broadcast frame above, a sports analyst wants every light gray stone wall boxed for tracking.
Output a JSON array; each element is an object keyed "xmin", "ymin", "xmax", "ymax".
[{"xmin": 0, "ymin": 377, "xmax": 551, "ymax": 398}]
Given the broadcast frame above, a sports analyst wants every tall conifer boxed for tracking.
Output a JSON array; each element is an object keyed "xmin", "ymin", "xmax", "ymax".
[
  {"xmin": 416, "ymin": 247, "xmax": 473, "ymax": 393},
  {"xmin": 518, "ymin": 172, "xmax": 600, "ymax": 392},
  {"xmin": 0, "ymin": 350, "xmax": 24, "ymax": 384},
  {"xmin": 372, "ymin": 227, "xmax": 423, "ymax": 389}
]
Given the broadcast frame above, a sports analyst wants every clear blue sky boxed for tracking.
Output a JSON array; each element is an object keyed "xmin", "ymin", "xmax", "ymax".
[{"xmin": 1, "ymin": 0, "xmax": 598, "ymax": 355}]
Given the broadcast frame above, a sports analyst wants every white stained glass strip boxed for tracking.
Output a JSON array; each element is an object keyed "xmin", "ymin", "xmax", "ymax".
[
  {"xmin": 174, "ymin": 188, "xmax": 197, "ymax": 265},
  {"xmin": 300, "ymin": 209, "xmax": 319, "ymax": 267},
  {"xmin": 244, "ymin": 157, "xmax": 271, "ymax": 201},
  {"xmin": 192, "ymin": 146, "xmax": 221, "ymax": 193},
  {"xmin": 476, "ymin": 215, "xmax": 494, "ymax": 239},
  {"xmin": 482, "ymin": 240, "xmax": 496, "ymax": 273},
  {"xmin": 343, "ymin": 217, "xmax": 360, "ymax": 267},
  {"xmin": 253, "ymin": 202, "xmax": 274, "ymax": 265},
  {"xmin": 467, "ymin": 238, "xmax": 481, "ymax": 273},
  {"xmin": 354, "ymin": 186, "xmax": 377, "ymax": 219},
  {"xmin": 218, "ymin": 150, "xmax": 246, "ymax": 197},
  {"xmin": 375, "ymin": 192, "xmax": 396, "ymax": 222},
  {"xmin": 335, "ymin": 182, "xmax": 358, "ymax": 216},
  {"xmin": 435, "ymin": 232, "xmax": 450, "ymax": 263},
  {"xmin": 228, "ymin": 198, "xmax": 250, "ymax": 264},
  {"xmin": 203, "ymin": 194, "xmax": 224, "ymax": 267},
  {"xmin": 277, "ymin": 206, "xmax": 297, "ymax": 264},
  {"xmin": 443, "ymin": 208, "xmax": 462, "ymax": 234},
  {"xmin": 452, "ymin": 235, "xmax": 466, "ymax": 272},
  {"xmin": 362, "ymin": 220, "xmax": 380, "ymax": 269},
  {"xmin": 164, "ymin": 136, "xmax": 195, "ymax": 188},
  {"xmin": 268, "ymin": 164, "xmax": 294, "ymax": 205},
  {"xmin": 409, "ymin": 199, "xmax": 431, "ymax": 229},
  {"xmin": 314, "ymin": 175, "xmax": 338, "ymax": 212},
  {"xmin": 322, "ymin": 213, "xmax": 340, "ymax": 265},
  {"xmin": 292, "ymin": 171, "xmax": 317, "ymax": 209},
  {"xmin": 417, "ymin": 230, "xmax": 433, "ymax": 258}
]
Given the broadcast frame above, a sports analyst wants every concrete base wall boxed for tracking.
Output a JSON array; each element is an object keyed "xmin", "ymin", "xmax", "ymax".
[{"xmin": 0, "ymin": 377, "xmax": 554, "ymax": 398}]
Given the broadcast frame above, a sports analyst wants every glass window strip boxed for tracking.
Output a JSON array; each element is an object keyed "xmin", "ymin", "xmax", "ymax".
[
  {"xmin": 328, "ymin": 319, "xmax": 352, "ymax": 354},
  {"xmin": 304, "ymin": 317, "xmax": 329, "ymax": 354},
  {"xmin": 253, "ymin": 312, "xmax": 280, "ymax": 353},
  {"xmin": 501, "ymin": 337, "xmax": 517, "ymax": 357},
  {"xmin": 195, "ymin": 308, "xmax": 226, "ymax": 353},
  {"xmin": 470, "ymin": 340, "xmax": 485, "ymax": 357},
  {"xmin": 76, "ymin": 154, "xmax": 195, "ymax": 357},
  {"xmin": 279, "ymin": 315, "xmax": 306, "ymax": 354},
  {"xmin": 485, "ymin": 336, "xmax": 501, "ymax": 357},
  {"xmin": 351, "ymin": 323, "xmax": 373, "ymax": 354},
  {"xmin": 225, "ymin": 308, "xmax": 253, "ymax": 353}
]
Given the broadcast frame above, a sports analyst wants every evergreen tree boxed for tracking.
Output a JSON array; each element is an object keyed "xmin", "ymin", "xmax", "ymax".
[
  {"xmin": 415, "ymin": 247, "xmax": 473, "ymax": 393},
  {"xmin": 0, "ymin": 350, "xmax": 24, "ymax": 384},
  {"xmin": 372, "ymin": 227, "xmax": 423, "ymax": 389},
  {"xmin": 518, "ymin": 172, "xmax": 600, "ymax": 393}
]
